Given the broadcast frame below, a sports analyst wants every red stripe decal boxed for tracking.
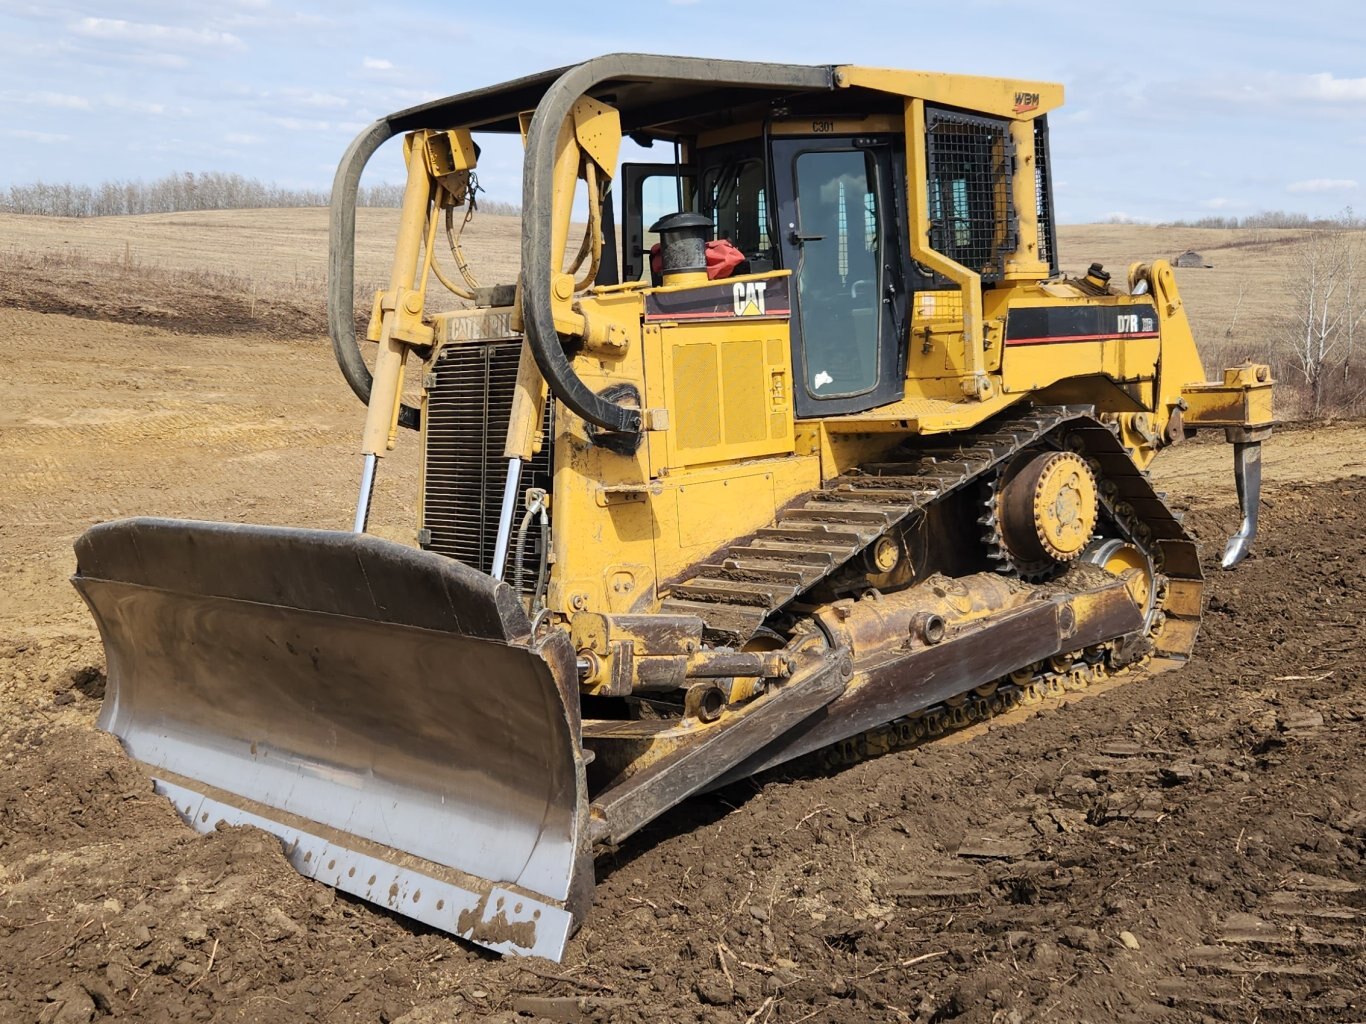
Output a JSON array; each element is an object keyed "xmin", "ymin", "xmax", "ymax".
[
  {"xmin": 644, "ymin": 309, "xmax": 790, "ymax": 321},
  {"xmin": 1005, "ymin": 331, "xmax": 1160, "ymax": 346}
]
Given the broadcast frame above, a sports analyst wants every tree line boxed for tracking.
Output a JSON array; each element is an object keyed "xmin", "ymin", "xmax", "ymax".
[
  {"xmin": 1159, "ymin": 210, "xmax": 1364, "ymax": 230},
  {"xmin": 1280, "ymin": 212, "xmax": 1366, "ymax": 417},
  {"xmin": 0, "ymin": 172, "xmax": 518, "ymax": 217}
]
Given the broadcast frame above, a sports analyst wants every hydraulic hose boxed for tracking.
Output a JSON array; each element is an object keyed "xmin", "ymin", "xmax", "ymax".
[
  {"xmin": 328, "ymin": 118, "xmax": 421, "ymax": 432},
  {"xmin": 520, "ymin": 55, "xmax": 835, "ymax": 435},
  {"xmin": 332, "ymin": 54, "xmax": 835, "ymax": 436}
]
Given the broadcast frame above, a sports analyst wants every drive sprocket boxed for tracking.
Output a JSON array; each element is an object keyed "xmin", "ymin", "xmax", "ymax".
[{"xmin": 982, "ymin": 448, "xmax": 1099, "ymax": 580}]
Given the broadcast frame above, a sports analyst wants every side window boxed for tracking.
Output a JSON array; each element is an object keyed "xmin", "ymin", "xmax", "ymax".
[
  {"xmin": 701, "ymin": 158, "xmax": 773, "ymax": 271},
  {"xmin": 620, "ymin": 163, "xmax": 695, "ymax": 283}
]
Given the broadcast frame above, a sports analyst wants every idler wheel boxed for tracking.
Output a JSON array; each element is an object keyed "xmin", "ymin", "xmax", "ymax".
[{"xmin": 1081, "ymin": 537, "xmax": 1157, "ymax": 625}]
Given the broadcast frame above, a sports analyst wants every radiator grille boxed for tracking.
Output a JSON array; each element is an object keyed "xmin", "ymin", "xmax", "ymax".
[
  {"xmin": 925, "ymin": 107, "xmax": 1016, "ymax": 282},
  {"xmin": 421, "ymin": 340, "xmax": 554, "ymax": 589}
]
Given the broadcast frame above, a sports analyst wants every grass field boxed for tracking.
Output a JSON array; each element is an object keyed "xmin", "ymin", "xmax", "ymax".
[{"xmin": 0, "ymin": 208, "xmax": 1329, "ymax": 415}]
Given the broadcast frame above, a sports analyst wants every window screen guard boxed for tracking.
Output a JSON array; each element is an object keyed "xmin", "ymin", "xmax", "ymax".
[
  {"xmin": 1033, "ymin": 114, "xmax": 1058, "ymax": 276},
  {"xmin": 924, "ymin": 107, "xmax": 1017, "ymax": 282}
]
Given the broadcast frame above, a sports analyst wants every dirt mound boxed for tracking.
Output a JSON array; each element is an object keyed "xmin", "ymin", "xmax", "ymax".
[
  {"xmin": 0, "ymin": 252, "xmax": 330, "ymax": 337},
  {"xmin": 2, "ymin": 476, "xmax": 1362, "ymax": 1023}
]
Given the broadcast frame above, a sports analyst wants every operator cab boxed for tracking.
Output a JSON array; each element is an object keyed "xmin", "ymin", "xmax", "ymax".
[{"xmin": 620, "ymin": 129, "xmax": 910, "ymax": 417}]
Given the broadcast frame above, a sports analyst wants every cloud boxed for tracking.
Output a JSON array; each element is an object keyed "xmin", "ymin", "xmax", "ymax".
[
  {"xmin": 103, "ymin": 95, "xmax": 180, "ymax": 116},
  {"xmin": 1200, "ymin": 197, "xmax": 1239, "ymax": 209},
  {"xmin": 1287, "ymin": 178, "xmax": 1359, "ymax": 193},
  {"xmin": 1, "ymin": 88, "xmax": 185, "ymax": 117},
  {"xmin": 70, "ymin": 17, "xmax": 244, "ymax": 51},
  {"xmin": 268, "ymin": 116, "xmax": 367, "ymax": 135},
  {"xmin": 374, "ymin": 86, "xmax": 446, "ymax": 107},
  {"xmin": 278, "ymin": 88, "xmax": 349, "ymax": 109},
  {"xmin": 362, "ymin": 57, "xmax": 393, "ymax": 71},
  {"xmin": 132, "ymin": 52, "xmax": 192, "ymax": 70},
  {"xmin": 1183, "ymin": 70, "xmax": 1366, "ymax": 108},
  {"xmin": 224, "ymin": 132, "xmax": 262, "ymax": 145},
  {"xmin": 1295, "ymin": 72, "xmax": 1366, "ymax": 103},
  {"xmin": 3, "ymin": 89, "xmax": 91, "ymax": 110},
  {"xmin": 8, "ymin": 128, "xmax": 72, "ymax": 143}
]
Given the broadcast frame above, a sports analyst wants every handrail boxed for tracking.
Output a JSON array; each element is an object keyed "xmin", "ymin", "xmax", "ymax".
[
  {"xmin": 521, "ymin": 55, "xmax": 833, "ymax": 433},
  {"xmin": 327, "ymin": 118, "xmax": 423, "ymax": 430},
  {"xmin": 329, "ymin": 54, "xmax": 836, "ymax": 435}
]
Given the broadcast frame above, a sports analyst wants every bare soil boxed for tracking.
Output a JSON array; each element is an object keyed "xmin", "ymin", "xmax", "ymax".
[{"xmin": 2, "ymin": 228, "xmax": 1364, "ymax": 1024}]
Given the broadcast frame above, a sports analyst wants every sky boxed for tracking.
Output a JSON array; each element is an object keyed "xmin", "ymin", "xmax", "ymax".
[{"xmin": 1, "ymin": 0, "xmax": 1364, "ymax": 223}]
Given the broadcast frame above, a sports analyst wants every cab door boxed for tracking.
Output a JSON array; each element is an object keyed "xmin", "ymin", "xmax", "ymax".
[{"xmin": 773, "ymin": 136, "xmax": 906, "ymax": 418}]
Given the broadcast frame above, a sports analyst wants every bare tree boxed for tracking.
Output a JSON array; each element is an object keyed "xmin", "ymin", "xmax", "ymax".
[
  {"xmin": 1342, "ymin": 208, "xmax": 1362, "ymax": 379},
  {"xmin": 1225, "ymin": 280, "xmax": 1246, "ymax": 338},
  {"xmin": 1283, "ymin": 211, "xmax": 1366, "ymax": 417}
]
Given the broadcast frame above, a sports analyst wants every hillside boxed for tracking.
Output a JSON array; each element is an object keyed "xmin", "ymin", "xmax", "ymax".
[{"xmin": 0, "ymin": 210, "xmax": 1293, "ymax": 328}]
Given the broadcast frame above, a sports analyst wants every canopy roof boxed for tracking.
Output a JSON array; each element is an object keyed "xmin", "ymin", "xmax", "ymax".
[
  {"xmin": 385, "ymin": 55, "xmax": 844, "ymax": 139},
  {"xmin": 380, "ymin": 54, "xmax": 1064, "ymax": 138}
]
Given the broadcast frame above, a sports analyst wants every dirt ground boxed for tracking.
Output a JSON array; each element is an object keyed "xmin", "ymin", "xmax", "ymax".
[{"xmin": 2, "ymin": 256, "xmax": 1364, "ymax": 1024}]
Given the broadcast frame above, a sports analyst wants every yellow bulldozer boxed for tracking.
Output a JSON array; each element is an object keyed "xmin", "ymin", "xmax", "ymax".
[{"xmin": 72, "ymin": 55, "xmax": 1274, "ymax": 961}]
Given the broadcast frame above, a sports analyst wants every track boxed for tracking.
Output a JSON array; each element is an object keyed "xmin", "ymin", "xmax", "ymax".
[{"xmin": 664, "ymin": 403, "xmax": 1202, "ymax": 659}]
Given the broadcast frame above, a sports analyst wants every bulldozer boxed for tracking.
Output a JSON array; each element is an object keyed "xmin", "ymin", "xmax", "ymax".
[{"xmin": 72, "ymin": 55, "xmax": 1274, "ymax": 961}]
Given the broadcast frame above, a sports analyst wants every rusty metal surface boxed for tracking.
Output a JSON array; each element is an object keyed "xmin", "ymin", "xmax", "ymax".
[
  {"xmin": 660, "ymin": 406, "xmax": 1092, "ymax": 644},
  {"xmin": 72, "ymin": 518, "xmax": 590, "ymax": 961},
  {"xmin": 588, "ymin": 648, "xmax": 848, "ymax": 845},
  {"xmin": 659, "ymin": 406, "xmax": 1203, "ymax": 655},
  {"xmin": 714, "ymin": 580, "xmax": 1143, "ymax": 784}
]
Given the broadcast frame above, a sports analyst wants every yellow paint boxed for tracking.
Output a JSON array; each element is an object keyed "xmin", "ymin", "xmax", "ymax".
[
  {"xmin": 836, "ymin": 66, "xmax": 1064, "ymax": 121},
  {"xmin": 653, "ymin": 319, "xmax": 793, "ymax": 468},
  {"xmin": 389, "ymin": 65, "xmax": 1274, "ymax": 632},
  {"xmin": 905, "ymin": 98, "xmax": 989, "ymax": 400},
  {"xmin": 1032, "ymin": 452, "xmax": 1098, "ymax": 559},
  {"xmin": 1182, "ymin": 363, "xmax": 1275, "ymax": 429}
]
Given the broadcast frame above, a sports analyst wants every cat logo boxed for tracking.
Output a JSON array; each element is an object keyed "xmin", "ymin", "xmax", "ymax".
[
  {"xmin": 1013, "ymin": 91, "xmax": 1040, "ymax": 114},
  {"xmin": 732, "ymin": 280, "xmax": 767, "ymax": 316}
]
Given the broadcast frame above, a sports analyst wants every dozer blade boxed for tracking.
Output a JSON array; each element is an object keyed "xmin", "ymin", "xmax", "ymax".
[{"xmin": 72, "ymin": 518, "xmax": 591, "ymax": 961}]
